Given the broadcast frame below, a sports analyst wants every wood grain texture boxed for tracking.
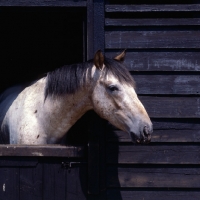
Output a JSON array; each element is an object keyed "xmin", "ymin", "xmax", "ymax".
[
  {"xmin": 107, "ymin": 167, "xmax": 200, "ymax": 188},
  {"xmin": 107, "ymin": 129, "xmax": 200, "ymax": 143},
  {"xmin": 0, "ymin": 168, "xmax": 19, "ymax": 200},
  {"xmin": 107, "ymin": 189, "xmax": 200, "ymax": 200},
  {"xmin": 133, "ymin": 74, "xmax": 200, "ymax": 95},
  {"xmin": 105, "ymin": 51, "xmax": 200, "ymax": 71},
  {"xmin": 20, "ymin": 164, "xmax": 43, "ymax": 200},
  {"xmin": 107, "ymin": 145, "xmax": 200, "ymax": 164},
  {"xmin": 140, "ymin": 96, "xmax": 200, "ymax": 118},
  {"xmin": 0, "ymin": 0, "xmax": 86, "ymax": 6},
  {"xmin": 105, "ymin": 18, "xmax": 200, "ymax": 26},
  {"xmin": 0, "ymin": 145, "xmax": 85, "ymax": 157},
  {"xmin": 106, "ymin": 118, "xmax": 200, "ymax": 142},
  {"xmin": 105, "ymin": 4, "xmax": 200, "ymax": 12},
  {"xmin": 105, "ymin": 30, "xmax": 200, "ymax": 49}
]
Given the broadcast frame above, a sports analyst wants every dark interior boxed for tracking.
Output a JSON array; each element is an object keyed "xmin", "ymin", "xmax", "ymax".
[{"xmin": 0, "ymin": 7, "xmax": 85, "ymax": 92}]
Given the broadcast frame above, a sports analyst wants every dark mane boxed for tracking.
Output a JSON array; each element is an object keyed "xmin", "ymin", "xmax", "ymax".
[{"xmin": 45, "ymin": 57, "xmax": 135, "ymax": 98}]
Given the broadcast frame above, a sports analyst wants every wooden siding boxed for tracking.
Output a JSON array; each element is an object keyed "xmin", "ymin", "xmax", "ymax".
[{"xmin": 105, "ymin": 1, "xmax": 200, "ymax": 200}]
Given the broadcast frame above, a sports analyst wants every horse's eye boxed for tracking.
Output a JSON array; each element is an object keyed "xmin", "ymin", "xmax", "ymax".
[{"xmin": 108, "ymin": 85, "xmax": 119, "ymax": 92}]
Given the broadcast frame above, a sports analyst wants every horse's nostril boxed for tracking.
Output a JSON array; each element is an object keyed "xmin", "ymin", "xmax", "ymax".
[{"xmin": 143, "ymin": 126, "xmax": 150, "ymax": 136}]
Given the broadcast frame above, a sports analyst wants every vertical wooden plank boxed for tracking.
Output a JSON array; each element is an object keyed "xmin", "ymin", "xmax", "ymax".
[
  {"xmin": 0, "ymin": 167, "xmax": 19, "ymax": 200},
  {"xmin": 66, "ymin": 163, "xmax": 87, "ymax": 200},
  {"xmin": 87, "ymin": 0, "xmax": 105, "ymax": 59},
  {"xmin": 88, "ymin": 112, "xmax": 107, "ymax": 199},
  {"xmin": 87, "ymin": 0, "xmax": 94, "ymax": 60},
  {"xmin": 54, "ymin": 162, "xmax": 66, "ymax": 200},
  {"xmin": 87, "ymin": 0, "xmax": 106, "ymax": 197},
  {"xmin": 43, "ymin": 159, "xmax": 67, "ymax": 200},
  {"xmin": 19, "ymin": 163, "xmax": 43, "ymax": 200},
  {"xmin": 93, "ymin": 0, "xmax": 105, "ymax": 53},
  {"xmin": 43, "ymin": 161, "xmax": 55, "ymax": 200}
]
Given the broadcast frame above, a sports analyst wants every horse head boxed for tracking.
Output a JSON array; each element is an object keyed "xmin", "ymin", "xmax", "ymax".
[{"xmin": 90, "ymin": 50, "xmax": 153, "ymax": 144}]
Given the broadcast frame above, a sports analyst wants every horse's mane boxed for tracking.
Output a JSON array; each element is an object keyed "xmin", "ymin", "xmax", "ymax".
[{"xmin": 45, "ymin": 57, "xmax": 135, "ymax": 98}]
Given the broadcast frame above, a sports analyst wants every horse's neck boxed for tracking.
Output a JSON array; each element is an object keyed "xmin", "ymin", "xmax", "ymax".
[{"xmin": 40, "ymin": 84, "xmax": 92, "ymax": 143}]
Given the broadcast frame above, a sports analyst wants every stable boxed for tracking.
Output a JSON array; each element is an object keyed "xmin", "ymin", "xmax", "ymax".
[{"xmin": 1, "ymin": 0, "xmax": 200, "ymax": 200}]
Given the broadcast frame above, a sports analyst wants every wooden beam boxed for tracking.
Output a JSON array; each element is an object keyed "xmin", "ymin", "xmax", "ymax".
[
  {"xmin": 105, "ymin": 30, "xmax": 200, "ymax": 49},
  {"xmin": 106, "ymin": 4, "xmax": 200, "ymax": 12},
  {"xmin": 0, "ymin": 0, "xmax": 87, "ymax": 7},
  {"xmin": 105, "ymin": 51, "xmax": 200, "ymax": 71},
  {"xmin": 105, "ymin": 18, "xmax": 200, "ymax": 26},
  {"xmin": 0, "ymin": 145, "xmax": 85, "ymax": 157}
]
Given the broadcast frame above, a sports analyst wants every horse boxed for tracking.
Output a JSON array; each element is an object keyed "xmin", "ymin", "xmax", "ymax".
[{"xmin": 0, "ymin": 50, "xmax": 153, "ymax": 145}]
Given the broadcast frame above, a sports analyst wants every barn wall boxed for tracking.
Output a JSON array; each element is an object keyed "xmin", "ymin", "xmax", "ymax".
[{"xmin": 105, "ymin": 1, "xmax": 200, "ymax": 200}]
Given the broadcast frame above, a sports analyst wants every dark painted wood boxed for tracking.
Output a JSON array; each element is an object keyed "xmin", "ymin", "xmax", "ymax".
[
  {"xmin": 88, "ymin": 112, "xmax": 107, "ymax": 198},
  {"xmin": 140, "ymin": 96, "xmax": 200, "ymax": 118},
  {"xmin": 105, "ymin": 30, "xmax": 200, "ymax": 49},
  {"xmin": 0, "ymin": 168, "xmax": 19, "ymax": 200},
  {"xmin": 105, "ymin": 18, "xmax": 200, "ymax": 26},
  {"xmin": 105, "ymin": 4, "xmax": 200, "ymax": 12},
  {"xmin": 0, "ymin": 157, "xmax": 38, "ymax": 167},
  {"xmin": 66, "ymin": 164, "xmax": 87, "ymax": 200},
  {"xmin": 93, "ymin": 0, "xmax": 105, "ymax": 53},
  {"xmin": 0, "ymin": 145, "xmax": 85, "ymax": 157},
  {"xmin": 107, "ymin": 145, "xmax": 200, "ymax": 164},
  {"xmin": 107, "ymin": 190, "xmax": 200, "ymax": 200},
  {"xmin": 20, "ymin": 163, "xmax": 43, "ymax": 200},
  {"xmin": 133, "ymin": 74, "xmax": 200, "ymax": 95},
  {"xmin": 107, "ymin": 167, "xmax": 200, "ymax": 188},
  {"xmin": 105, "ymin": 51, "xmax": 200, "ymax": 71},
  {"xmin": 0, "ymin": 0, "xmax": 86, "ymax": 7},
  {"xmin": 43, "ymin": 161, "xmax": 66, "ymax": 200},
  {"xmin": 107, "ymin": 118, "xmax": 200, "ymax": 142},
  {"xmin": 107, "ymin": 129, "xmax": 200, "ymax": 143}
]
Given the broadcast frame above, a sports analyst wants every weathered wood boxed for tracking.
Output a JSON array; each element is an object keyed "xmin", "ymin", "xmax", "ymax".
[
  {"xmin": 0, "ymin": 157, "xmax": 38, "ymax": 167},
  {"xmin": 107, "ymin": 189, "xmax": 200, "ymax": 200},
  {"xmin": 0, "ymin": 168, "xmax": 19, "ymax": 200},
  {"xmin": 0, "ymin": 145, "xmax": 85, "ymax": 157},
  {"xmin": 107, "ymin": 167, "xmax": 200, "ymax": 188},
  {"xmin": 133, "ymin": 74, "xmax": 200, "ymax": 95},
  {"xmin": 88, "ymin": 112, "xmax": 107, "ymax": 197},
  {"xmin": 105, "ymin": 51, "xmax": 200, "ymax": 71},
  {"xmin": 105, "ymin": 30, "xmax": 200, "ymax": 49},
  {"xmin": 107, "ymin": 129, "xmax": 200, "ymax": 143},
  {"xmin": 106, "ymin": 118, "xmax": 200, "ymax": 142},
  {"xmin": 0, "ymin": 0, "xmax": 86, "ymax": 7},
  {"xmin": 66, "ymin": 164, "xmax": 87, "ymax": 200},
  {"xmin": 20, "ymin": 163, "xmax": 43, "ymax": 200},
  {"xmin": 105, "ymin": 18, "xmax": 200, "ymax": 26},
  {"xmin": 140, "ymin": 96, "xmax": 200, "ymax": 118},
  {"xmin": 105, "ymin": 4, "xmax": 200, "ymax": 12},
  {"xmin": 107, "ymin": 145, "xmax": 200, "ymax": 164},
  {"xmin": 43, "ymin": 161, "xmax": 68, "ymax": 200}
]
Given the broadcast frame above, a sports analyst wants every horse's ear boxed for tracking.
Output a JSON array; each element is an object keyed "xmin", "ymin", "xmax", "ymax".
[
  {"xmin": 114, "ymin": 49, "xmax": 126, "ymax": 62},
  {"xmin": 94, "ymin": 50, "xmax": 104, "ymax": 70}
]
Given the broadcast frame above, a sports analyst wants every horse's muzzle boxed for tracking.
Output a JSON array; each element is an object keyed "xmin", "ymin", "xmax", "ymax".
[{"xmin": 130, "ymin": 125, "xmax": 153, "ymax": 144}]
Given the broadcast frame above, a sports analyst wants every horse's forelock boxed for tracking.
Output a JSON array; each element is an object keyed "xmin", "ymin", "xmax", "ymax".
[{"xmin": 103, "ymin": 57, "xmax": 135, "ymax": 89}]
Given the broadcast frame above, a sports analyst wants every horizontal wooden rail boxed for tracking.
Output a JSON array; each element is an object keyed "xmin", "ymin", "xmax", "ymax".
[
  {"xmin": 140, "ymin": 96, "xmax": 200, "ymax": 118},
  {"xmin": 0, "ymin": 145, "xmax": 85, "ymax": 157},
  {"xmin": 107, "ymin": 145, "xmax": 200, "ymax": 164},
  {"xmin": 133, "ymin": 74, "xmax": 200, "ymax": 95},
  {"xmin": 0, "ymin": 0, "xmax": 86, "ymax": 7},
  {"xmin": 105, "ymin": 51, "xmax": 200, "ymax": 71},
  {"xmin": 107, "ymin": 190, "xmax": 200, "ymax": 200},
  {"xmin": 105, "ymin": 18, "xmax": 200, "ymax": 26},
  {"xmin": 105, "ymin": 30, "xmax": 200, "ymax": 49},
  {"xmin": 107, "ymin": 129, "xmax": 200, "ymax": 143},
  {"xmin": 106, "ymin": 4, "xmax": 200, "ymax": 12},
  {"xmin": 107, "ymin": 167, "xmax": 200, "ymax": 188}
]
